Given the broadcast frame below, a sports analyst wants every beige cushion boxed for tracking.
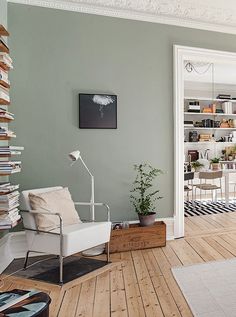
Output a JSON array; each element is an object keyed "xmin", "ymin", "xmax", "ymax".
[{"xmin": 29, "ymin": 187, "xmax": 81, "ymax": 231}]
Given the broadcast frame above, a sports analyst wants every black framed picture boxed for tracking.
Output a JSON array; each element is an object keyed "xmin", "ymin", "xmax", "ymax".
[{"xmin": 79, "ymin": 93, "xmax": 117, "ymax": 129}]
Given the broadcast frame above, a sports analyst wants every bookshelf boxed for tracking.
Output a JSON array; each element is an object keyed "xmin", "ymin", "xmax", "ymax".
[{"xmin": 0, "ymin": 25, "xmax": 23, "ymax": 230}]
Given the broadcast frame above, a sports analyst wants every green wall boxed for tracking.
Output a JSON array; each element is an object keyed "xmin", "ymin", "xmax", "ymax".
[
  {"xmin": 0, "ymin": 0, "xmax": 7, "ymax": 29},
  {"xmin": 7, "ymin": 4, "xmax": 236, "ymax": 221}
]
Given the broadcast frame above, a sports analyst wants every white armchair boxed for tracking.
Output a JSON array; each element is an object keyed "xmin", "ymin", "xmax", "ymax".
[{"xmin": 20, "ymin": 186, "xmax": 111, "ymax": 284}]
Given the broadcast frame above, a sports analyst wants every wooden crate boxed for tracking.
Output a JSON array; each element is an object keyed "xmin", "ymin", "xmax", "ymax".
[{"xmin": 107, "ymin": 221, "xmax": 166, "ymax": 253}]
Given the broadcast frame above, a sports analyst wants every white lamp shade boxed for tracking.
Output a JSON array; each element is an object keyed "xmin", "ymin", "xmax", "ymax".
[{"xmin": 69, "ymin": 150, "xmax": 81, "ymax": 161}]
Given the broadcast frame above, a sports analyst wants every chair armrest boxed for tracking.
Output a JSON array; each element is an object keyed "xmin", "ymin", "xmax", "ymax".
[
  {"xmin": 73, "ymin": 202, "xmax": 110, "ymax": 221},
  {"xmin": 21, "ymin": 210, "xmax": 63, "ymax": 235}
]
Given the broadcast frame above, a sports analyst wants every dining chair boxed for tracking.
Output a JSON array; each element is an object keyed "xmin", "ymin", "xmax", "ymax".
[
  {"xmin": 194, "ymin": 171, "xmax": 223, "ymax": 202},
  {"xmin": 184, "ymin": 172, "xmax": 194, "ymax": 201}
]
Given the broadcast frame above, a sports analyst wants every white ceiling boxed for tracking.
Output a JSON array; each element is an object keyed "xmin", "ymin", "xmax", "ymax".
[
  {"xmin": 184, "ymin": 61, "xmax": 236, "ymax": 85},
  {"xmin": 8, "ymin": 0, "xmax": 236, "ymax": 35}
]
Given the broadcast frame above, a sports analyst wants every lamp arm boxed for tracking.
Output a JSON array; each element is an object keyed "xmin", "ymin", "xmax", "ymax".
[{"xmin": 79, "ymin": 156, "xmax": 93, "ymax": 178}]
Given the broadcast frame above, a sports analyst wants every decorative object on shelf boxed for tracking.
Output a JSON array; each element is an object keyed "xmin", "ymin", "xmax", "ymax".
[
  {"xmin": 211, "ymin": 157, "xmax": 221, "ymax": 170},
  {"xmin": 79, "ymin": 93, "xmax": 117, "ymax": 129},
  {"xmin": 130, "ymin": 163, "xmax": 163, "ymax": 227},
  {"xmin": 189, "ymin": 131, "xmax": 198, "ymax": 142},
  {"xmin": 191, "ymin": 161, "xmax": 204, "ymax": 172}
]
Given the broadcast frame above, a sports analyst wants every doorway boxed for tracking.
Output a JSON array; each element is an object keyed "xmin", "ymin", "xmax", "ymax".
[{"xmin": 174, "ymin": 45, "xmax": 236, "ymax": 238}]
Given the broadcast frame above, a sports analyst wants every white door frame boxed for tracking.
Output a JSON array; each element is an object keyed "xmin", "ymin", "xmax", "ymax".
[{"xmin": 173, "ymin": 45, "xmax": 236, "ymax": 238}]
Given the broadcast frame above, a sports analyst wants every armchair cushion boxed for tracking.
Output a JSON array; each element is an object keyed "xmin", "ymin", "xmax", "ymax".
[{"xmin": 29, "ymin": 187, "xmax": 81, "ymax": 231}]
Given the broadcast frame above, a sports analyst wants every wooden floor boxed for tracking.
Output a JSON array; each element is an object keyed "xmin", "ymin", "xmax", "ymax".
[{"xmin": 3, "ymin": 212, "xmax": 236, "ymax": 316}]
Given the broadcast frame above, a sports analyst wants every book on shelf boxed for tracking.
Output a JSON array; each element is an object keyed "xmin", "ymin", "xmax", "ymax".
[
  {"xmin": 0, "ymin": 52, "xmax": 13, "ymax": 69},
  {"xmin": 0, "ymin": 289, "xmax": 35, "ymax": 312},
  {"xmin": 0, "ymin": 146, "xmax": 24, "ymax": 156},
  {"xmin": 222, "ymin": 101, "xmax": 233, "ymax": 114},
  {"xmin": 0, "ymin": 213, "xmax": 20, "ymax": 225},
  {"xmin": 0, "ymin": 190, "xmax": 19, "ymax": 201},
  {"xmin": 0, "ymin": 108, "xmax": 14, "ymax": 120},
  {"xmin": 0, "ymin": 85, "xmax": 10, "ymax": 103},
  {"xmin": 0, "ymin": 37, "xmax": 9, "ymax": 54},
  {"xmin": 0, "ymin": 184, "xmax": 19, "ymax": 194},
  {"xmin": 0, "ymin": 68, "xmax": 9, "ymax": 87},
  {"xmin": 0, "ymin": 168, "xmax": 21, "ymax": 174},
  {"xmin": 0, "ymin": 127, "xmax": 16, "ymax": 138}
]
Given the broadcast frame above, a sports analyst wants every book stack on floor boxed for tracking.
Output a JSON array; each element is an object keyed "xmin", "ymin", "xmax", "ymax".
[
  {"xmin": 0, "ymin": 161, "xmax": 21, "ymax": 175},
  {"xmin": 0, "ymin": 68, "xmax": 10, "ymax": 88},
  {"xmin": 0, "ymin": 85, "xmax": 9, "ymax": 104},
  {"xmin": 0, "ymin": 146, "xmax": 24, "ymax": 157},
  {"xmin": 0, "ymin": 182, "xmax": 20, "ymax": 229},
  {"xmin": 0, "ymin": 108, "xmax": 14, "ymax": 121},
  {"xmin": 0, "ymin": 126, "xmax": 16, "ymax": 139},
  {"xmin": 0, "ymin": 53, "xmax": 13, "ymax": 71},
  {"xmin": 0, "ymin": 25, "xmax": 23, "ymax": 232}
]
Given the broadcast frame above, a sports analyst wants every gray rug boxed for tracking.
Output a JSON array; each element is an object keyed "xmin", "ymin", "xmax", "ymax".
[
  {"xmin": 172, "ymin": 258, "xmax": 236, "ymax": 317},
  {"xmin": 4, "ymin": 255, "xmax": 108, "ymax": 285}
]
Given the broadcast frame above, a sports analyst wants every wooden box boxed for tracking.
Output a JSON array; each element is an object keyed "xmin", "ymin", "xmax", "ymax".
[{"xmin": 107, "ymin": 221, "xmax": 166, "ymax": 253}]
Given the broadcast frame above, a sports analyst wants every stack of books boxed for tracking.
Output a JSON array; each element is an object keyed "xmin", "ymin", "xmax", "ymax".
[
  {"xmin": 222, "ymin": 101, "xmax": 233, "ymax": 114},
  {"xmin": 0, "ymin": 146, "xmax": 24, "ymax": 157},
  {"xmin": 0, "ymin": 126, "xmax": 16, "ymax": 138},
  {"xmin": 0, "ymin": 85, "xmax": 10, "ymax": 104},
  {"xmin": 0, "ymin": 53, "xmax": 13, "ymax": 70},
  {"xmin": 0, "ymin": 182, "xmax": 20, "ymax": 229},
  {"xmin": 0, "ymin": 108, "xmax": 14, "ymax": 121},
  {"xmin": 0, "ymin": 161, "xmax": 21, "ymax": 175},
  {"xmin": 0, "ymin": 36, "xmax": 9, "ymax": 54},
  {"xmin": 0, "ymin": 68, "xmax": 9, "ymax": 88},
  {"xmin": 187, "ymin": 101, "xmax": 201, "ymax": 113},
  {"xmin": 217, "ymin": 94, "xmax": 231, "ymax": 100}
]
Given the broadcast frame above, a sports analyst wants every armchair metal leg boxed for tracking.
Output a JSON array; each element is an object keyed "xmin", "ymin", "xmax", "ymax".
[
  {"xmin": 106, "ymin": 242, "xmax": 110, "ymax": 263},
  {"xmin": 59, "ymin": 256, "xmax": 63, "ymax": 285},
  {"xmin": 23, "ymin": 251, "xmax": 30, "ymax": 270}
]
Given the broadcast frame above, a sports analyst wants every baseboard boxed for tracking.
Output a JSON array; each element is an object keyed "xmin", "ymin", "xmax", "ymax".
[{"xmin": 0, "ymin": 217, "xmax": 174, "ymax": 273}]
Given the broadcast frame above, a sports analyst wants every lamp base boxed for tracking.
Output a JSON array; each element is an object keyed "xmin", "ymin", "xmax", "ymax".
[{"xmin": 82, "ymin": 244, "xmax": 105, "ymax": 256}]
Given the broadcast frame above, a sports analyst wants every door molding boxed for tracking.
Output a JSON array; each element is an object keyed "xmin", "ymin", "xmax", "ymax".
[{"xmin": 173, "ymin": 45, "xmax": 236, "ymax": 238}]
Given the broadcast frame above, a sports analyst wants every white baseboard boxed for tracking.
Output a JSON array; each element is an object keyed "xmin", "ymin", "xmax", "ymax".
[{"xmin": 0, "ymin": 217, "xmax": 174, "ymax": 273}]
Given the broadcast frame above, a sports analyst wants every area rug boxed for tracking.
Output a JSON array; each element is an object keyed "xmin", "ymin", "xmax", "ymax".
[
  {"xmin": 172, "ymin": 258, "xmax": 236, "ymax": 317},
  {"xmin": 184, "ymin": 200, "xmax": 236, "ymax": 217},
  {"xmin": 3, "ymin": 255, "xmax": 108, "ymax": 285}
]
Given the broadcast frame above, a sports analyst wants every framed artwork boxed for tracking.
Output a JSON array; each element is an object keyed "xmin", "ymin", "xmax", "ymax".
[{"xmin": 79, "ymin": 93, "xmax": 117, "ymax": 129}]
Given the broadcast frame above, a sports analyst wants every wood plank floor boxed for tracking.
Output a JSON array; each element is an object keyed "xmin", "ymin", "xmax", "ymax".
[{"xmin": 2, "ymin": 212, "xmax": 236, "ymax": 316}]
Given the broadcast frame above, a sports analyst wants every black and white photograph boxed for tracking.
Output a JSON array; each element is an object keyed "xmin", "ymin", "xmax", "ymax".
[{"xmin": 79, "ymin": 93, "xmax": 117, "ymax": 129}]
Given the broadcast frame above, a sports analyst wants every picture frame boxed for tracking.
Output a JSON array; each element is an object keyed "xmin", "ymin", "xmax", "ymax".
[{"xmin": 79, "ymin": 93, "xmax": 117, "ymax": 129}]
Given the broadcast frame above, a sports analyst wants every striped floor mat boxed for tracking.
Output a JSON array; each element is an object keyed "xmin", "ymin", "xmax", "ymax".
[{"xmin": 184, "ymin": 200, "xmax": 236, "ymax": 217}]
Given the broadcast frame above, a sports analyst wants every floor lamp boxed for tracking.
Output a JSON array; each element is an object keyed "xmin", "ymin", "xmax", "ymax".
[
  {"xmin": 68, "ymin": 149, "xmax": 104, "ymax": 256},
  {"xmin": 69, "ymin": 150, "xmax": 95, "ymax": 221}
]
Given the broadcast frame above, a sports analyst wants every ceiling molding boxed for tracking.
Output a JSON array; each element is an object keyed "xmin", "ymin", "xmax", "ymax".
[{"xmin": 8, "ymin": 0, "xmax": 236, "ymax": 35}]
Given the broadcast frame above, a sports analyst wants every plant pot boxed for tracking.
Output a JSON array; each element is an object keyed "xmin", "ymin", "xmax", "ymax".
[
  {"xmin": 138, "ymin": 212, "xmax": 156, "ymax": 227},
  {"xmin": 211, "ymin": 163, "xmax": 220, "ymax": 170}
]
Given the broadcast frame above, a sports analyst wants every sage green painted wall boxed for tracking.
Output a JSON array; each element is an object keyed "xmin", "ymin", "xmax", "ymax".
[
  {"xmin": 0, "ymin": 0, "xmax": 7, "ymax": 29},
  {"xmin": 7, "ymin": 4, "xmax": 236, "ymax": 221},
  {"xmin": 0, "ymin": 0, "xmax": 7, "ymax": 238}
]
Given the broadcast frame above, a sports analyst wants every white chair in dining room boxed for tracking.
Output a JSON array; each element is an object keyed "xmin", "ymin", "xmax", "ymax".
[
  {"xmin": 21, "ymin": 186, "xmax": 111, "ymax": 285},
  {"xmin": 194, "ymin": 171, "xmax": 223, "ymax": 202}
]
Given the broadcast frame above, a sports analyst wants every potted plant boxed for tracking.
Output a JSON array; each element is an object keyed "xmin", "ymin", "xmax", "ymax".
[
  {"xmin": 210, "ymin": 157, "xmax": 221, "ymax": 170},
  {"xmin": 191, "ymin": 161, "xmax": 204, "ymax": 172},
  {"xmin": 130, "ymin": 163, "xmax": 163, "ymax": 227}
]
